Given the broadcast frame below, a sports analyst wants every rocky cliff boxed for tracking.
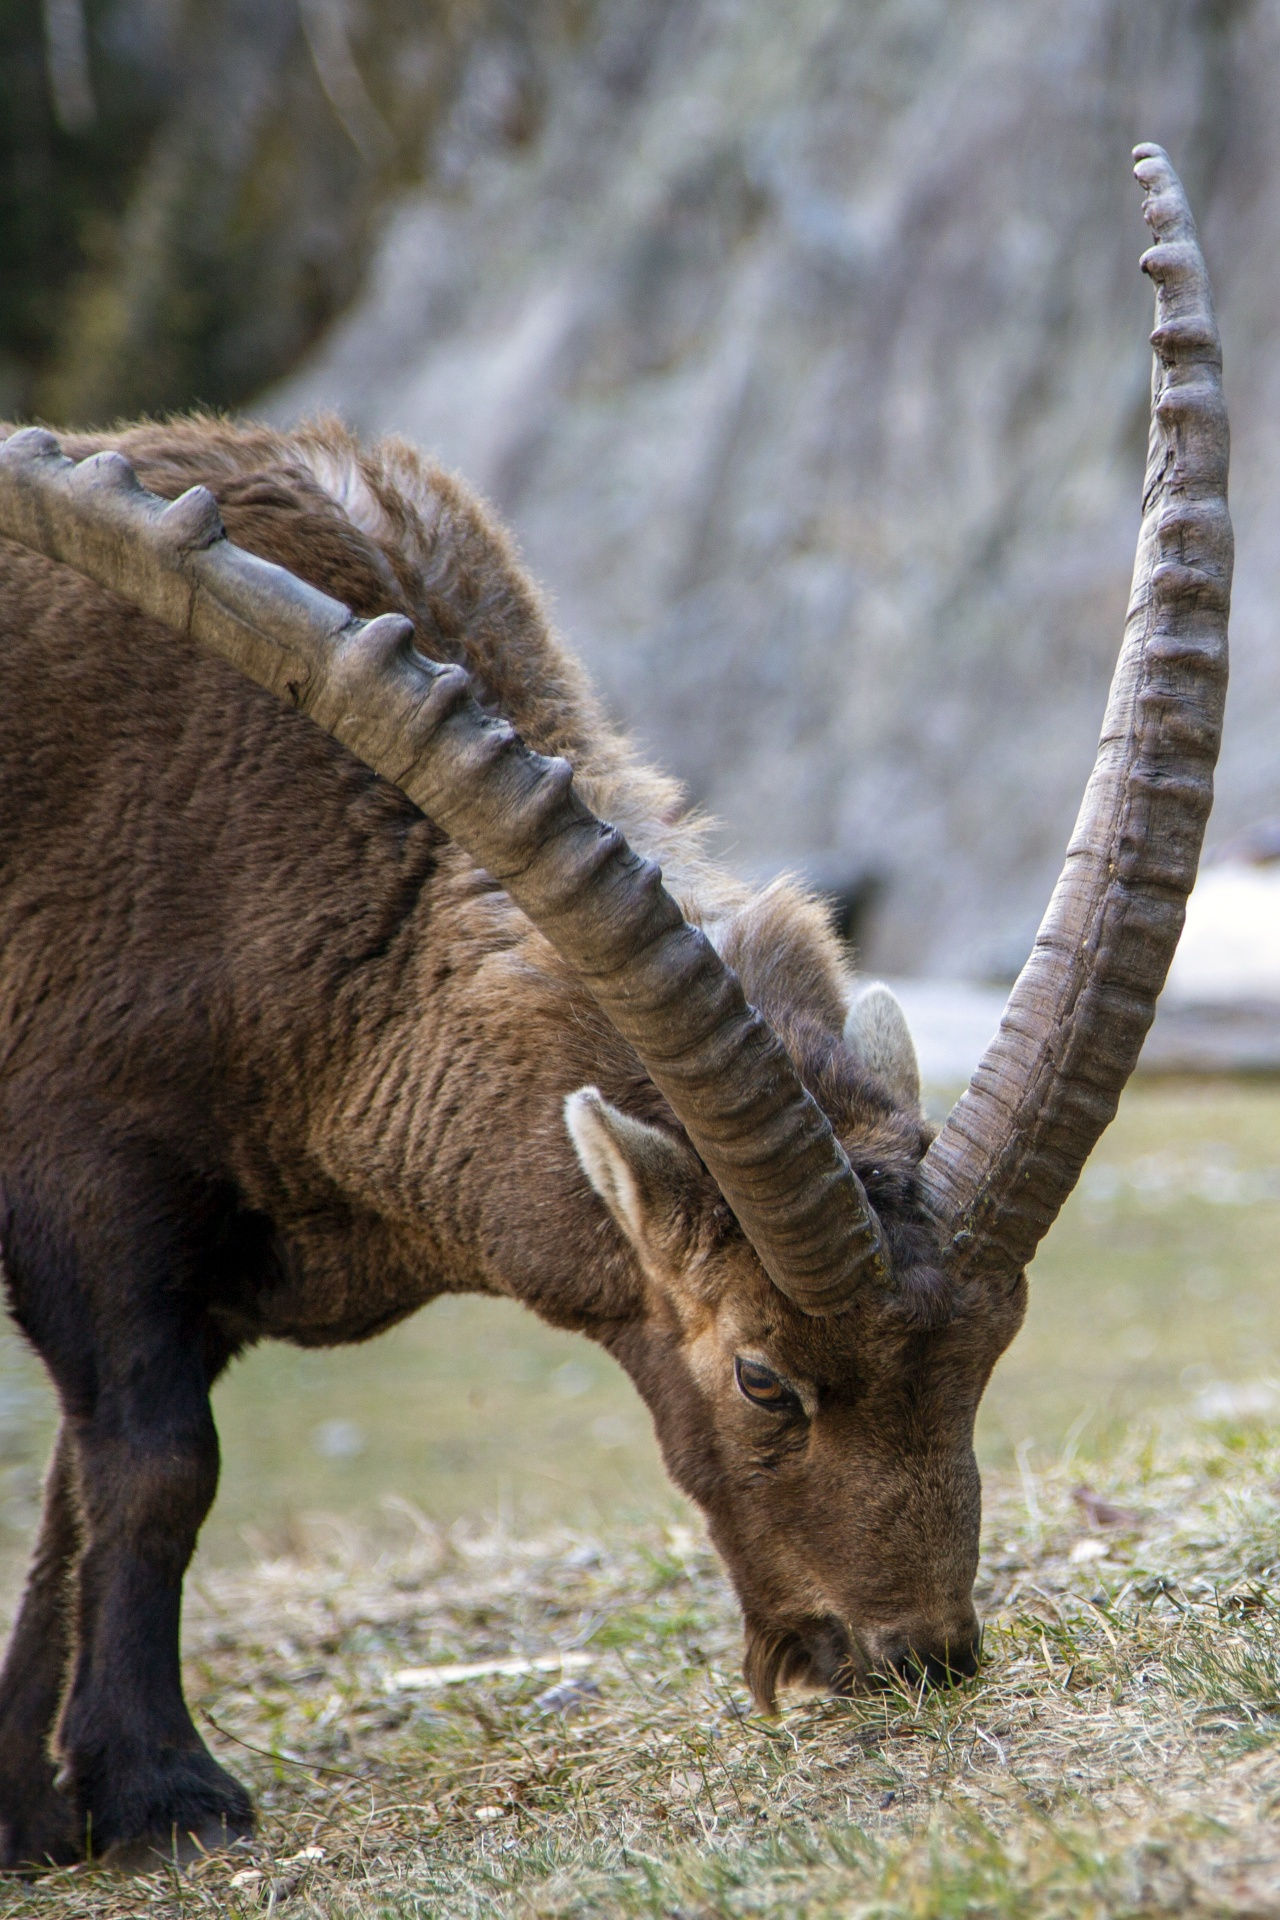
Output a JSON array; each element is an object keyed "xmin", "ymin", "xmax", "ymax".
[
  {"xmin": 8, "ymin": 1, "xmax": 1272, "ymax": 973},
  {"xmin": 268, "ymin": 0, "xmax": 1272, "ymax": 974}
]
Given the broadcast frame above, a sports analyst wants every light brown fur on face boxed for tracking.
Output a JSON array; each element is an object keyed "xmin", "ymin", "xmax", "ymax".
[
  {"xmin": 568, "ymin": 1026, "xmax": 1026, "ymax": 1707},
  {"xmin": 0, "ymin": 414, "xmax": 1024, "ymax": 1867}
]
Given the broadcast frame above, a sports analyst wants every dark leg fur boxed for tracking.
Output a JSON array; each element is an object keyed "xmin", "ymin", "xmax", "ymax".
[
  {"xmin": 0, "ymin": 1153, "xmax": 256, "ymax": 1868},
  {"xmin": 54, "ymin": 1352, "xmax": 254, "ymax": 1865},
  {"xmin": 0, "ymin": 1428, "xmax": 84, "ymax": 1869}
]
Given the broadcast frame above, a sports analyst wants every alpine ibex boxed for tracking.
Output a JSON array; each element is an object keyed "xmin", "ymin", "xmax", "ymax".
[{"xmin": 0, "ymin": 148, "xmax": 1230, "ymax": 1869}]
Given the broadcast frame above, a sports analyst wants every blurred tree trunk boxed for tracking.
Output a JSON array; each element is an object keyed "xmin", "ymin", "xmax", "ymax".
[{"xmin": 3, "ymin": 0, "xmax": 569, "ymax": 423}]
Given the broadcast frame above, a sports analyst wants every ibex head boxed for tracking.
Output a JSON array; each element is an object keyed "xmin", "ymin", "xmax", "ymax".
[
  {"xmin": 0, "ymin": 148, "xmax": 1230, "ymax": 1708},
  {"xmin": 565, "ymin": 1000, "xmax": 1027, "ymax": 1702}
]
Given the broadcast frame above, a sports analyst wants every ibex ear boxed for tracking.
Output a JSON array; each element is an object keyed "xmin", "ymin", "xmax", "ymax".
[
  {"xmin": 564, "ymin": 1087, "xmax": 701, "ymax": 1253},
  {"xmin": 844, "ymin": 982, "xmax": 922, "ymax": 1111}
]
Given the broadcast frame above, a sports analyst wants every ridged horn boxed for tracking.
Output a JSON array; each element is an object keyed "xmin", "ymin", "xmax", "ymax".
[
  {"xmin": 921, "ymin": 144, "xmax": 1231, "ymax": 1285},
  {"xmin": 0, "ymin": 428, "xmax": 885, "ymax": 1315}
]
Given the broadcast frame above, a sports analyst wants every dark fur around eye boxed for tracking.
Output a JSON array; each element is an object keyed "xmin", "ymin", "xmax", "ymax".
[{"xmin": 734, "ymin": 1355, "xmax": 804, "ymax": 1415}]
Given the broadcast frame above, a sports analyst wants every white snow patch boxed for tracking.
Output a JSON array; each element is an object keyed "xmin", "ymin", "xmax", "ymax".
[{"xmin": 1165, "ymin": 864, "xmax": 1280, "ymax": 1004}]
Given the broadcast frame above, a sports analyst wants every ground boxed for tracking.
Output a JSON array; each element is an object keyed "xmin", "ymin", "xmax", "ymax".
[{"xmin": 4, "ymin": 1083, "xmax": 1280, "ymax": 1916}]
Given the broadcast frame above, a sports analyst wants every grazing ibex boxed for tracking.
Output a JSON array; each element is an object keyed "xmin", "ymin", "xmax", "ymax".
[{"xmin": 0, "ymin": 147, "xmax": 1229, "ymax": 1868}]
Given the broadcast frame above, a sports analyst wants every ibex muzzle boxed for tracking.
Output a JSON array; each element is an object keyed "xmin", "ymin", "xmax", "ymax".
[{"xmin": 0, "ymin": 147, "xmax": 1229, "ymax": 1867}]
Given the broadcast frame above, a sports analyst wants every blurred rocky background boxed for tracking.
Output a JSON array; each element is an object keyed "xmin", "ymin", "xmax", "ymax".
[{"xmin": 3, "ymin": 0, "xmax": 1275, "ymax": 978}]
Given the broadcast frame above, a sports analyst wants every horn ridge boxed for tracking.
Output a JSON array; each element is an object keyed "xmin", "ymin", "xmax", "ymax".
[
  {"xmin": 0, "ymin": 423, "xmax": 885, "ymax": 1315},
  {"xmin": 920, "ymin": 144, "xmax": 1231, "ymax": 1285}
]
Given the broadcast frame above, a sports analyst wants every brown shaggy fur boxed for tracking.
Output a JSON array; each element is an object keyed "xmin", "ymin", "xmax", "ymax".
[{"xmin": 0, "ymin": 416, "xmax": 1024, "ymax": 1870}]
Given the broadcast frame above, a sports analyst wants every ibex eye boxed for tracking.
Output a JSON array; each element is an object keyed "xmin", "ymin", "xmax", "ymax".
[{"xmin": 734, "ymin": 1355, "xmax": 802, "ymax": 1414}]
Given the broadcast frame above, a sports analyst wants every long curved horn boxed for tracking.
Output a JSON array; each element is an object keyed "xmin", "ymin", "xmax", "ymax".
[
  {"xmin": 0, "ymin": 428, "xmax": 884, "ymax": 1315},
  {"xmin": 921, "ymin": 144, "xmax": 1231, "ymax": 1285}
]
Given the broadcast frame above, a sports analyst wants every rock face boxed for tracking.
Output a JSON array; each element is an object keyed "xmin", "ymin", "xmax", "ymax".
[
  {"xmin": 267, "ymin": 0, "xmax": 1274, "ymax": 974},
  {"xmin": 8, "ymin": 3, "xmax": 1270, "ymax": 972}
]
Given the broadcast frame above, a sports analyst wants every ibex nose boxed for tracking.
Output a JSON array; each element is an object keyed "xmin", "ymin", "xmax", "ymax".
[{"xmin": 866, "ymin": 1615, "xmax": 981, "ymax": 1689}]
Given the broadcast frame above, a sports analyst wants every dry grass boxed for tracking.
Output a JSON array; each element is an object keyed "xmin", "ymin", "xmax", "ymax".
[
  {"xmin": 11, "ymin": 1416, "xmax": 1280, "ymax": 1918},
  {"xmin": 6, "ymin": 1082, "xmax": 1280, "ymax": 1914}
]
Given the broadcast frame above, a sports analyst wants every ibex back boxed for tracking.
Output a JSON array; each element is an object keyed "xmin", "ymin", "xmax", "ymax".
[{"xmin": 0, "ymin": 147, "xmax": 1230, "ymax": 1870}]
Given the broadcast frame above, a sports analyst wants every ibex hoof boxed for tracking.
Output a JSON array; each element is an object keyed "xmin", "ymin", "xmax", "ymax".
[{"xmin": 101, "ymin": 1818, "xmax": 254, "ymax": 1875}]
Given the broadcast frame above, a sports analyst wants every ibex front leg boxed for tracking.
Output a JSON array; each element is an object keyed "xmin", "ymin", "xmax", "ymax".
[
  {"xmin": 53, "ymin": 1324, "xmax": 251, "ymax": 1867},
  {"xmin": 1, "ymin": 1152, "xmax": 253, "ymax": 1868},
  {"xmin": 0, "ymin": 1427, "xmax": 84, "ymax": 1869}
]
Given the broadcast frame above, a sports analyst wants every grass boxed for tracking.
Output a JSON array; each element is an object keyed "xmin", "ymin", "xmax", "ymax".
[
  {"xmin": 10, "ymin": 1422, "xmax": 1280, "ymax": 1916},
  {"xmin": 3, "ymin": 1079, "xmax": 1280, "ymax": 1914}
]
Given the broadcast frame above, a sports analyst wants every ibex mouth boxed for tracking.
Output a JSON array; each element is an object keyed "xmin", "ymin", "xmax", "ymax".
[
  {"xmin": 745, "ymin": 1614, "xmax": 981, "ymax": 1710},
  {"xmin": 866, "ymin": 1638, "xmax": 981, "ymax": 1692}
]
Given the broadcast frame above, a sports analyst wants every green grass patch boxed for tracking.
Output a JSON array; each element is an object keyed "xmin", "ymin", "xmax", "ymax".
[
  {"xmin": 9, "ymin": 1421, "xmax": 1280, "ymax": 1916},
  {"xmin": 4, "ymin": 1081, "xmax": 1280, "ymax": 1913}
]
